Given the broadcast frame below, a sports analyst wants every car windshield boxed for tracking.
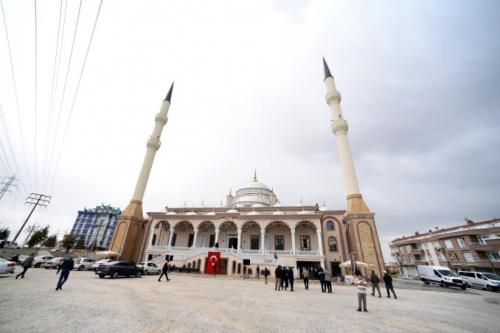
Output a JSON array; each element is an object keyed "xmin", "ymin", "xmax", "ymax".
[
  {"xmin": 482, "ymin": 273, "xmax": 500, "ymax": 280},
  {"xmin": 438, "ymin": 270, "xmax": 458, "ymax": 277}
]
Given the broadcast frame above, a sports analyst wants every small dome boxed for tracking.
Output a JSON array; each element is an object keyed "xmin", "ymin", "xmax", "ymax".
[
  {"xmin": 298, "ymin": 210, "xmax": 313, "ymax": 215},
  {"xmin": 272, "ymin": 211, "xmax": 284, "ymax": 215},
  {"xmin": 166, "ymin": 211, "xmax": 176, "ymax": 215},
  {"xmin": 241, "ymin": 181, "xmax": 270, "ymax": 190},
  {"xmin": 227, "ymin": 209, "xmax": 238, "ymax": 213},
  {"xmin": 206, "ymin": 211, "xmax": 216, "ymax": 215},
  {"xmin": 246, "ymin": 211, "xmax": 259, "ymax": 215},
  {"xmin": 185, "ymin": 211, "xmax": 197, "ymax": 215},
  {"xmin": 251, "ymin": 203, "xmax": 265, "ymax": 207},
  {"xmin": 319, "ymin": 206, "xmax": 328, "ymax": 211}
]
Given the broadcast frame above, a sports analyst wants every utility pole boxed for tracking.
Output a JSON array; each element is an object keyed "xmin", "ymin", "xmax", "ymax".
[
  {"xmin": 13, "ymin": 193, "xmax": 51, "ymax": 242},
  {"xmin": 0, "ymin": 175, "xmax": 18, "ymax": 200},
  {"xmin": 22, "ymin": 224, "xmax": 38, "ymax": 247}
]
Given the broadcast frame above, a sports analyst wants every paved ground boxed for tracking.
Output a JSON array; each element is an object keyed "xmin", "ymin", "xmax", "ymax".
[{"xmin": 1, "ymin": 268, "xmax": 499, "ymax": 333}]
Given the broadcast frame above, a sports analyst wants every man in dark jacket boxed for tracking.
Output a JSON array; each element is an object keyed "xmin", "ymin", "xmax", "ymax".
[
  {"xmin": 370, "ymin": 270, "xmax": 382, "ymax": 297},
  {"xmin": 288, "ymin": 267, "xmax": 294, "ymax": 292},
  {"xmin": 55, "ymin": 257, "xmax": 74, "ymax": 290},
  {"xmin": 283, "ymin": 267, "xmax": 289, "ymax": 290},
  {"xmin": 318, "ymin": 267, "xmax": 326, "ymax": 293},
  {"xmin": 383, "ymin": 271, "xmax": 397, "ymax": 299},
  {"xmin": 158, "ymin": 261, "xmax": 170, "ymax": 282},
  {"xmin": 275, "ymin": 265, "xmax": 282, "ymax": 291},
  {"xmin": 16, "ymin": 253, "xmax": 34, "ymax": 279}
]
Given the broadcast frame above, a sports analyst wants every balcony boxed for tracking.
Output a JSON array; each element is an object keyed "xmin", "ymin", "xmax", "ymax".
[
  {"xmin": 468, "ymin": 242, "xmax": 495, "ymax": 251},
  {"xmin": 146, "ymin": 246, "xmax": 322, "ymax": 259},
  {"xmin": 407, "ymin": 249, "xmax": 425, "ymax": 255}
]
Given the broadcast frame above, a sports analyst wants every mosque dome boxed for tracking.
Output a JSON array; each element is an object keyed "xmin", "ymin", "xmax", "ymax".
[{"xmin": 232, "ymin": 171, "xmax": 277, "ymax": 208}]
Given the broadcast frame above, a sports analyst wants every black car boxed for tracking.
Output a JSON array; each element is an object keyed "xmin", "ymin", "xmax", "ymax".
[{"xmin": 95, "ymin": 260, "xmax": 143, "ymax": 279}]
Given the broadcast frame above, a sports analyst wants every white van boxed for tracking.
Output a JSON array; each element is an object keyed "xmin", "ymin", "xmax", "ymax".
[
  {"xmin": 417, "ymin": 265, "xmax": 466, "ymax": 289},
  {"xmin": 458, "ymin": 271, "xmax": 500, "ymax": 291}
]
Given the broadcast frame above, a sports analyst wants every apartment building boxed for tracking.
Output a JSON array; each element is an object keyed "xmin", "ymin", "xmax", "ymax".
[{"xmin": 390, "ymin": 218, "xmax": 500, "ymax": 278}]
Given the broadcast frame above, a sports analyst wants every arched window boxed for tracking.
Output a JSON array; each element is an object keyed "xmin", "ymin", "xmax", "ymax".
[
  {"xmin": 151, "ymin": 234, "xmax": 157, "ymax": 246},
  {"xmin": 329, "ymin": 236, "xmax": 338, "ymax": 252},
  {"xmin": 326, "ymin": 221, "xmax": 335, "ymax": 231}
]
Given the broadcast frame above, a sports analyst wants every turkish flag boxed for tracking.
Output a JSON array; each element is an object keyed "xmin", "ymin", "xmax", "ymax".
[{"xmin": 205, "ymin": 251, "xmax": 221, "ymax": 274}]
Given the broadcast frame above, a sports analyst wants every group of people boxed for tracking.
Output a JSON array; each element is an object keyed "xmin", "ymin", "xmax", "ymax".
[
  {"xmin": 354, "ymin": 270, "xmax": 398, "ymax": 313},
  {"xmin": 274, "ymin": 265, "xmax": 296, "ymax": 291}
]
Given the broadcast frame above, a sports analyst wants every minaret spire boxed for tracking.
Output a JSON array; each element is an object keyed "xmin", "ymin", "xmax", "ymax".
[
  {"xmin": 323, "ymin": 57, "xmax": 333, "ymax": 80},
  {"xmin": 253, "ymin": 169, "xmax": 258, "ymax": 182},
  {"xmin": 164, "ymin": 81, "xmax": 174, "ymax": 102}
]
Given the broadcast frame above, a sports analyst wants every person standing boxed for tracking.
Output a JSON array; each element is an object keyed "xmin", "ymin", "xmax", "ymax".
[
  {"xmin": 158, "ymin": 261, "xmax": 170, "ymax": 282},
  {"xmin": 324, "ymin": 269, "xmax": 333, "ymax": 293},
  {"xmin": 15, "ymin": 253, "xmax": 34, "ymax": 279},
  {"xmin": 354, "ymin": 271, "xmax": 368, "ymax": 312},
  {"xmin": 383, "ymin": 271, "xmax": 397, "ymax": 299},
  {"xmin": 263, "ymin": 267, "xmax": 269, "ymax": 284},
  {"xmin": 256, "ymin": 265, "xmax": 260, "ymax": 279},
  {"xmin": 303, "ymin": 268, "xmax": 310, "ymax": 290},
  {"xmin": 318, "ymin": 267, "xmax": 326, "ymax": 293},
  {"xmin": 283, "ymin": 267, "xmax": 289, "ymax": 290},
  {"xmin": 288, "ymin": 266, "xmax": 294, "ymax": 292},
  {"xmin": 55, "ymin": 257, "xmax": 74, "ymax": 291},
  {"xmin": 370, "ymin": 270, "xmax": 382, "ymax": 298},
  {"xmin": 275, "ymin": 265, "xmax": 282, "ymax": 291}
]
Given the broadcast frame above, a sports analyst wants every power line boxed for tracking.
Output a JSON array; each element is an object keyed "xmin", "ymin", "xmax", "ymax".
[
  {"xmin": 34, "ymin": 0, "xmax": 38, "ymax": 191},
  {"xmin": 42, "ymin": 0, "xmax": 66, "ymax": 193},
  {"xmin": 0, "ymin": 105, "xmax": 30, "ymax": 195},
  {"xmin": 45, "ymin": 0, "xmax": 82, "ymax": 193},
  {"xmin": 49, "ymin": 0, "xmax": 103, "ymax": 192},
  {"xmin": 13, "ymin": 192, "xmax": 51, "ymax": 242},
  {"xmin": 0, "ymin": 0, "xmax": 33, "ymax": 191}
]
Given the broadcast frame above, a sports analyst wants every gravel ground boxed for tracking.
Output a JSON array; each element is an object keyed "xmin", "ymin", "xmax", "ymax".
[{"xmin": 1, "ymin": 267, "xmax": 499, "ymax": 333}]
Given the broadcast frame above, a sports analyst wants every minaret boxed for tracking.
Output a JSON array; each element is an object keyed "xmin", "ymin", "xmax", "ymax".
[
  {"xmin": 323, "ymin": 59, "xmax": 368, "ymax": 214},
  {"xmin": 322, "ymin": 58, "xmax": 384, "ymax": 275},
  {"xmin": 109, "ymin": 83, "xmax": 174, "ymax": 261}
]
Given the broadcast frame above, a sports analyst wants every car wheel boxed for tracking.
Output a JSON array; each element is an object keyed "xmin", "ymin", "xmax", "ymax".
[
  {"xmin": 45, "ymin": 267, "xmax": 49, "ymax": 269},
  {"xmin": 440, "ymin": 281, "xmax": 445, "ymax": 288},
  {"xmin": 35, "ymin": 263, "xmax": 41, "ymax": 268},
  {"xmin": 487, "ymin": 285, "xmax": 493, "ymax": 291},
  {"xmin": 112, "ymin": 272, "xmax": 118, "ymax": 279},
  {"xmin": 78, "ymin": 266, "xmax": 84, "ymax": 271},
  {"xmin": 99, "ymin": 274, "xmax": 105, "ymax": 279},
  {"xmin": 136, "ymin": 271, "xmax": 142, "ymax": 278},
  {"xmin": 423, "ymin": 279, "xmax": 429, "ymax": 285}
]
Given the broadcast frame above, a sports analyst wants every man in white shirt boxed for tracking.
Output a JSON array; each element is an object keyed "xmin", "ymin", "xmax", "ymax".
[{"xmin": 353, "ymin": 271, "xmax": 368, "ymax": 312}]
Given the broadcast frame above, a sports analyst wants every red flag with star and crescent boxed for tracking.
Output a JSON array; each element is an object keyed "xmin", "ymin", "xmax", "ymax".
[{"xmin": 205, "ymin": 251, "xmax": 220, "ymax": 274}]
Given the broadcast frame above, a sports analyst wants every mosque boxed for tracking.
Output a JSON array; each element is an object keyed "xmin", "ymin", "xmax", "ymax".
[{"xmin": 108, "ymin": 59, "xmax": 385, "ymax": 277}]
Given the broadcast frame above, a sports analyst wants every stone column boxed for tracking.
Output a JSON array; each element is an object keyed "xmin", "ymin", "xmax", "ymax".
[
  {"xmin": 237, "ymin": 227, "xmax": 242, "ymax": 253},
  {"xmin": 167, "ymin": 227, "xmax": 174, "ymax": 248},
  {"xmin": 260, "ymin": 228, "xmax": 266, "ymax": 255},
  {"xmin": 143, "ymin": 222, "xmax": 156, "ymax": 262},
  {"xmin": 214, "ymin": 227, "xmax": 220, "ymax": 247},
  {"xmin": 291, "ymin": 228, "xmax": 296, "ymax": 255},
  {"xmin": 192, "ymin": 228, "xmax": 198, "ymax": 249},
  {"xmin": 317, "ymin": 229, "xmax": 324, "ymax": 256}
]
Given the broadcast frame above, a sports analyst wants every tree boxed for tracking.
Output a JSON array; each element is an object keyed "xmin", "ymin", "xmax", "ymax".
[
  {"xmin": 0, "ymin": 227, "xmax": 10, "ymax": 240},
  {"xmin": 27, "ymin": 226, "xmax": 49, "ymax": 248},
  {"xmin": 62, "ymin": 234, "xmax": 76, "ymax": 253},
  {"xmin": 43, "ymin": 234, "xmax": 58, "ymax": 248},
  {"xmin": 75, "ymin": 238, "xmax": 85, "ymax": 249}
]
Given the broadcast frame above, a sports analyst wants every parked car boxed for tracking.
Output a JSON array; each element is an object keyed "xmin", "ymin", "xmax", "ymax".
[
  {"xmin": 92, "ymin": 259, "xmax": 115, "ymax": 271},
  {"xmin": 417, "ymin": 265, "xmax": 466, "ymax": 289},
  {"xmin": 138, "ymin": 262, "xmax": 161, "ymax": 275},
  {"xmin": 42, "ymin": 257, "xmax": 65, "ymax": 269},
  {"xmin": 74, "ymin": 258, "xmax": 96, "ymax": 271},
  {"xmin": 458, "ymin": 271, "xmax": 500, "ymax": 291},
  {"xmin": 0, "ymin": 240, "xmax": 20, "ymax": 249},
  {"xmin": 0, "ymin": 258, "xmax": 16, "ymax": 274},
  {"xmin": 95, "ymin": 261, "xmax": 143, "ymax": 279},
  {"xmin": 32, "ymin": 255, "xmax": 54, "ymax": 268}
]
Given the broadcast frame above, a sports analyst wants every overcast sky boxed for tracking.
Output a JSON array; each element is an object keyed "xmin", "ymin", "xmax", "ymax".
[{"xmin": 1, "ymin": 0, "xmax": 499, "ymax": 260}]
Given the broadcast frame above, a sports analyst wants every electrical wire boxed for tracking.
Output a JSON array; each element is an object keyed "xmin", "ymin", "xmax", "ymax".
[
  {"xmin": 0, "ymin": 0, "xmax": 33, "ymax": 191},
  {"xmin": 49, "ymin": 0, "xmax": 104, "ymax": 192},
  {"xmin": 42, "ymin": 0, "xmax": 65, "ymax": 193},
  {"xmin": 45, "ymin": 0, "xmax": 82, "ymax": 193},
  {"xmin": 34, "ymin": 0, "xmax": 38, "ymax": 191}
]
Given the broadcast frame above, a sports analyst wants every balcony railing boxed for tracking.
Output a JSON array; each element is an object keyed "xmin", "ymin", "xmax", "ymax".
[{"xmin": 146, "ymin": 246, "xmax": 322, "ymax": 258}]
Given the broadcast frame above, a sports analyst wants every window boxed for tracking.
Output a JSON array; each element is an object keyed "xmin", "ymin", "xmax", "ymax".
[
  {"xmin": 449, "ymin": 252, "xmax": 459, "ymax": 263},
  {"xmin": 275, "ymin": 235, "xmax": 284, "ymax": 250},
  {"xmin": 171, "ymin": 233, "xmax": 177, "ymax": 247},
  {"xmin": 300, "ymin": 235, "xmax": 310, "ymax": 250},
  {"xmin": 444, "ymin": 240, "xmax": 453, "ymax": 249},
  {"xmin": 463, "ymin": 251, "xmax": 475, "ymax": 263},
  {"xmin": 209, "ymin": 234, "xmax": 215, "ymax": 247},
  {"xmin": 250, "ymin": 235, "xmax": 260, "ymax": 250},
  {"xmin": 488, "ymin": 252, "xmax": 500, "ymax": 261},
  {"xmin": 188, "ymin": 234, "xmax": 194, "ymax": 247},
  {"xmin": 457, "ymin": 238, "xmax": 466, "ymax": 248},
  {"xmin": 328, "ymin": 236, "xmax": 338, "ymax": 252},
  {"xmin": 152, "ymin": 234, "xmax": 157, "ymax": 246},
  {"xmin": 326, "ymin": 221, "xmax": 335, "ymax": 230}
]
